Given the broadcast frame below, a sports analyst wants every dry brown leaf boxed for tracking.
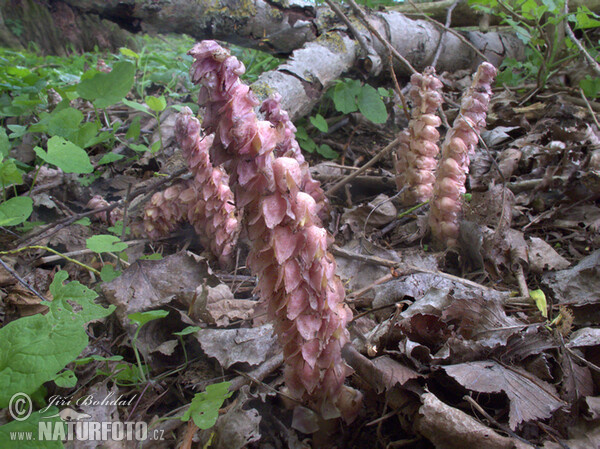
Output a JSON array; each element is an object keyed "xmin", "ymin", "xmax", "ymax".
[
  {"xmin": 416, "ymin": 392, "xmax": 529, "ymax": 449},
  {"xmin": 371, "ymin": 355, "xmax": 420, "ymax": 388},
  {"xmin": 443, "ymin": 360, "xmax": 565, "ymax": 429},
  {"xmin": 194, "ymin": 324, "xmax": 278, "ymax": 369},
  {"xmin": 527, "ymin": 237, "xmax": 570, "ymax": 273},
  {"xmin": 101, "ymin": 251, "xmax": 213, "ymax": 325},
  {"xmin": 542, "ymin": 250, "xmax": 600, "ymax": 307}
]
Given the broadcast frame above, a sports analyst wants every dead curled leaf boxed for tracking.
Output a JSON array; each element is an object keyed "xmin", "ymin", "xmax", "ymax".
[
  {"xmin": 194, "ymin": 324, "xmax": 278, "ymax": 369},
  {"xmin": 443, "ymin": 360, "xmax": 566, "ymax": 429},
  {"xmin": 416, "ymin": 392, "xmax": 529, "ymax": 449}
]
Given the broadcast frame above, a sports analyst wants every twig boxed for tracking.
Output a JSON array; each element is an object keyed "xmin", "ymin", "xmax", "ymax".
[
  {"xmin": 0, "ymin": 256, "xmax": 47, "ymax": 301},
  {"xmin": 332, "ymin": 244, "xmax": 499, "ymax": 293},
  {"xmin": 345, "ymin": 0, "xmax": 417, "ymax": 75},
  {"xmin": 324, "ymin": 0, "xmax": 371, "ymax": 57},
  {"xmin": 430, "ymin": 0, "xmax": 459, "ymax": 68},
  {"xmin": 564, "ymin": 0, "xmax": 600, "ymax": 77},
  {"xmin": 579, "ymin": 88, "xmax": 600, "ymax": 129},
  {"xmin": 514, "ymin": 262, "xmax": 529, "ymax": 298},
  {"xmin": 463, "ymin": 395, "xmax": 541, "ymax": 448},
  {"xmin": 17, "ymin": 167, "xmax": 188, "ymax": 246},
  {"xmin": 0, "ymin": 245, "xmax": 101, "ymax": 275},
  {"xmin": 406, "ymin": 0, "xmax": 489, "ymax": 63},
  {"xmin": 326, "ymin": 135, "xmax": 402, "ymax": 196}
]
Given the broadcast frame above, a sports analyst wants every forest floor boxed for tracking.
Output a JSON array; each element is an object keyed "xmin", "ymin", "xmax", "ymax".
[{"xmin": 1, "ymin": 36, "xmax": 599, "ymax": 449}]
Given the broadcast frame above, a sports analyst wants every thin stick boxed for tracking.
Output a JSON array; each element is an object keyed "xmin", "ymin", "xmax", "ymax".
[
  {"xmin": 0, "ymin": 245, "xmax": 101, "ymax": 275},
  {"xmin": 0, "ymin": 256, "xmax": 47, "ymax": 301},
  {"xmin": 406, "ymin": 0, "xmax": 489, "ymax": 62},
  {"xmin": 430, "ymin": 0, "xmax": 459, "ymax": 68},
  {"xmin": 564, "ymin": 0, "xmax": 600, "ymax": 77},
  {"xmin": 579, "ymin": 88, "xmax": 600, "ymax": 129},
  {"xmin": 326, "ymin": 136, "xmax": 402, "ymax": 196},
  {"xmin": 345, "ymin": 0, "xmax": 417, "ymax": 75},
  {"xmin": 324, "ymin": 0, "xmax": 371, "ymax": 57}
]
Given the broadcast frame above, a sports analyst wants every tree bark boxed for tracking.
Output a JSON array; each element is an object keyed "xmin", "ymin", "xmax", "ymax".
[
  {"xmin": 0, "ymin": 0, "xmax": 524, "ymax": 121},
  {"xmin": 390, "ymin": 0, "xmax": 600, "ymax": 29}
]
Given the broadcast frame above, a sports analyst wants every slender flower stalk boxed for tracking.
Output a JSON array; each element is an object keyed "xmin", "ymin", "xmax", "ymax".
[
  {"xmin": 429, "ymin": 62, "xmax": 497, "ymax": 247},
  {"xmin": 189, "ymin": 40, "xmax": 361, "ymax": 422},
  {"xmin": 141, "ymin": 108, "xmax": 240, "ymax": 267},
  {"xmin": 394, "ymin": 67, "xmax": 444, "ymax": 205}
]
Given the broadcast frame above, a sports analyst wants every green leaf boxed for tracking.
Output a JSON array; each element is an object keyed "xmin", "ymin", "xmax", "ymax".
[
  {"xmin": 317, "ymin": 144, "xmax": 339, "ymax": 159},
  {"xmin": 119, "ymin": 47, "xmax": 140, "ymax": 59},
  {"xmin": 100, "ymin": 264, "xmax": 121, "ymax": 282},
  {"xmin": 128, "ymin": 143, "xmax": 149, "ymax": 153},
  {"xmin": 53, "ymin": 370, "xmax": 77, "ymax": 388},
  {"xmin": 357, "ymin": 84, "xmax": 388, "ymax": 124},
  {"xmin": 0, "ymin": 271, "xmax": 113, "ymax": 408},
  {"xmin": 580, "ymin": 75, "xmax": 600, "ymax": 98},
  {"xmin": 529, "ymin": 289, "xmax": 548, "ymax": 318},
  {"xmin": 75, "ymin": 354, "xmax": 123, "ymax": 365},
  {"xmin": 98, "ymin": 152, "xmax": 125, "ymax": 165},
  {"xmin": 0, "ymin": 410, "xmax": 64, "ymax": 449},
  {"xmin": 47, "ymin": 107, "xmax": 83, "ymax": 138},
  {"xmin": 0, "ymin": 127, "xmax": 9, "ymax": 158},
  {"xmin": 150, "ymin": 140, "xmax": 162, "ymax": 153},
  {"xmin": 181, "ymin": 381, "xmax": 232, "ymax": 430},
  {"xmin": 309, "ymin": 114, "xmax": 328, "ymax": 133},
  {"xmin": 139, "ymin": 253, "xmax": 163, "ymax": 260},
  {"xmin": 0, "ymin": 159, "xmax": 24, "ymax": 187},
  {"xmin": 126, "ymin": 116, "xmax": 141, "ymax": 140},
  {"xmin": 34, "ymin": 136, "xmax": 93, "ymax": 174},
  {"xmin": 86, "ymin": 234, "xmax": 128, "ymax": 253},
  {"xmin": 146, "ymin": 95, "xmax": 167, "ymax": 112},
  {"xmin": 173, "ymin": 326, "xmax": 201, "ymax": 336},
  {"xmin": 76, "ymin": 61, "xmax": 135, "ymax": 108},
  {"xmin": 575, "ymin": 7, "xmax": 600, "ymax": 29},
  {"xmin": 122, "ymin": 98, "xmax": 150, "ymax": 114},
  {"xmin": 128, "ymin": 309, "xmax": 170, "ymax": 327},
  {"xmin": 69, "ymin": 121, "xmax": 101, "ymax": 149},
  {"xmin": 6, "ymin": 124, "xmax": 27, "ymax": 139},
  {"xmin": 333, "ymin": 80, "xmax": 359, "ymax": 114},
  {"xmin": 0, "ymin": 196, "xmax": 33, "ymax": 226}
]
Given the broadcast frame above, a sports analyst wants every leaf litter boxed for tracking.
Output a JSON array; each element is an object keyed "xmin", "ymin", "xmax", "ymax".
[{"xmin": 2, "ymin": 41, "xmax": 600, "ymax": 449}]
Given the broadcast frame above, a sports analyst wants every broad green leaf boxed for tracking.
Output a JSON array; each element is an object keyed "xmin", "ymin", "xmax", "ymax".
[
  {"xmin": 128, "ymin": 310, "xmax": 170, "ymax": 327},
  {"xmin": 146, "ymin": 95, "xmax": 167, "ymax": 112},
  {"xmin": 0, "ymin": 410, "xmax": 64, "ymax": 449},
  {"xmin": 0, "ymin": 159, "xmax": 24, "ymax": 186},
  {"xmin": 119, "ymin": 47, "xmax": 140, "ymax": 59},
  {"xmin": 122, "ymin": 98, "xmax": 150, "ymax": 114},
  {"xmin": 299, "ymin": 136, "xmax": 316, "ymax": 153},
  {"xmin": 580, "ymin": 75, "xmax": 600, "ymax": 99},
  {"xmin": 309, "ymin": 114, "xmax": 328, "ymax": 132},
  {"xmin": 53, "ymin": 370, "xmax": 77, "ymax": 388},
  {"xmin": 529, "ymin": 289, "xmax": 548, "ymax": 318},
  {"xmin": 98, "ymin": 152, "xmax": 125, "ymax": 165},
  {"xmin": 76, "ymin": 61, "xmax": 135, "ymax": 108},
  {"xmin": 575, "ymin": 7, "xmax": 600, "ymax": 29},
  {"xmin": 47, "ymin": 107, "xmax": 83, "ymax": 138},
  {"xmin": 7, "ymin": 124, "xmax": 27, "ymax": 139},
  {"xmin": 86, "ymin": 234, "xmax": 128, "ymax": 253},
  {"xmin": 126, "ymin": 116, "xmax": 141, "ymax": 140},
  {"xmin": 150, "ymin": 140, "xmax": 162, "ymax": 153},
  {"xmin": 0, "ymin": 196, "xmax": 33, "ymax": 226},
  {"xmin": 0, "ymin": 271, "xmax": 113, "ymax": 408},
  {"xmin": 333, "ymin": 81, "xmax": 358, "ymax": 114},
  {"xmin": 100, "ymin": 264, "xmax": 121, "ymax": 282},
  {"xmin": 74, "ymin": 217, "xmax": 91, "ymax": 226},
  {"xmin": 69, "ymin": 121, "xmax": 100, "ymax": 148},
  {"xmin": 0, "ymin": 127, "xmax": 9, "ymax": 158},
  {"xmin": 181, "ymin": 381, "xmax": 232, "ymax": 430},
  {"xmin": 357, "ymin": 84, "xmax": 388, "ymax": 124},
  {"xmin": 173, "ymin": 326, "xmax": 201, "ymax": 336},
  {"xmin": 317, "ymin": 143, "xmax": 338, "ymax": 159},
  {"xmin": 34, "ymin": 136, "xmax": 93, "ymax": 174},
  {"xmin": 128, "ymin": 143, "xmax": 149, "ymax": 153}
]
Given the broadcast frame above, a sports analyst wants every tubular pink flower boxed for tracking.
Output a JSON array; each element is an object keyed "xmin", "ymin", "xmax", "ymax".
[
  {"xmin": 175, "ymin": 107, "xmax": 240, "ymax": 267},
  {"xmin": 429, "ymin": 62, "xmax": 497, "ymax": 247},
  {"xmin": 142, "ymin": 182, "xmax": 190, "ymax": 240},
  {"xmin": 260, "ymin": 94, "xmax": 328, "ymax": 216},
  {"xmin": 189, "ymin": 41, "xmax": 361, "ymax": 422},
  {"xmin": 394, "ymin": 67, "xmax": 444, "ymax": 204}
]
